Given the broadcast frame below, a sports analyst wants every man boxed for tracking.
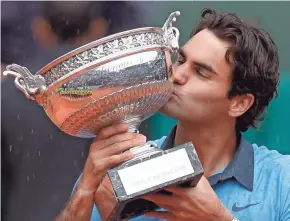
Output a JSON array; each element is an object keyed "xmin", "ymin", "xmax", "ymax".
[{"xmin": 56, "ymin": 8, "xmax": 290, "ymax": 221}]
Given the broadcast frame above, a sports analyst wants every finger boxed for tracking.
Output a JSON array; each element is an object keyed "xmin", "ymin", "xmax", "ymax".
[
  {"xmin": 142, "ymin": 193, "xmax": 172, "ymax": 202},
  {"xmin": 165, "ymin": 176, "xmax": 209, "ymax": 196},
  {"xmin": 145, "ymin": 211, "xmax": 176, "ymax": 221},
  {"xmin": 104, "ymin": 151, "xmax": 134, "ymax": 169},
  {"xmin": 96, "ymin": 123, "xmax": 129, "ymax": 140},
  {"xmin": 101, "ymin": 136, "xmax": 147, "ymax": 156},
  {"xmin": 100, "ymin": 132, "xmax": 146, "ymax": 150},
  {"xmin": 92, "ymin": 151, "xmax": 134, "ymax": 174},
  {"xmin": 164, "ymin": 186, "xmax": 188, "ymax": 197},
  {"xmin": 142, "ymin": 193, "xmax": 182, "ymax": 210}
]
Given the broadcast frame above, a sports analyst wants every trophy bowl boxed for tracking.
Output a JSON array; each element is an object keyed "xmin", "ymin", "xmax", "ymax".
[
  {"xmin": 3, "ymin": 12, "xmax": 181, "ymax": 138},
  {"xmin": 4, "ymin": 11, "xmax": 204, "ymax": 221}
]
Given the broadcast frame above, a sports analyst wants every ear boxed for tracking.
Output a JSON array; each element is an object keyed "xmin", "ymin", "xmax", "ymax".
[
  {"xmin": 228, "ymin": 93, "xmax": 255, "ymax": 118},
  {"xmin": 31, "ymin": 16, "xmax": 59, "ymax": 48}
]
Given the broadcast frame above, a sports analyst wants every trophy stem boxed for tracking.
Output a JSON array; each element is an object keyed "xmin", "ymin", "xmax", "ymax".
[
  {"xmin": 120, "ymin": 115, "xmax": 161, "ymax": 164},
  {"xmin": 122, "ymin": 115, "xmax": 142, "ymax": 133},
  {"xmin": 128, "ymin": 142, "xmax": 161, "ymax": 162}
]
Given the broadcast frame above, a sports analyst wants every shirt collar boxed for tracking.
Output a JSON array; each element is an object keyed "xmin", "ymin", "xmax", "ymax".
[{"xmin": 160, "ymin": 125, "xmax": 254, "ymax": 191}]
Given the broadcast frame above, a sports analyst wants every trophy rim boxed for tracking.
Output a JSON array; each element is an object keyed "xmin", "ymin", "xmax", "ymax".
[
  {"xmin": 42, "ymin": 47, "xmax": 167, "ymax": 96},
  {"xmin": 36, "ymin": 27, "xmax": 164, "ymax": 76}
]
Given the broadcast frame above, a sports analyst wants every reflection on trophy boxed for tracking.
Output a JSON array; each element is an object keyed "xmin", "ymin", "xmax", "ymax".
[{"xmin": 4, "ymin": 11, "xmax": 204, "ymax": 221}]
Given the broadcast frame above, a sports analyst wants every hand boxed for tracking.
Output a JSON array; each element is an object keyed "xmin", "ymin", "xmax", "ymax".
[
  {"xmin": 142, "ymin": 176, "xmax": 233, "ymax": 221},
  {"xmin": 56, "ymin": 123, "xmax": 146, "ymax": 221},
  {"xmin": 80, "ymin": 123, "xmax": 147, "ymax": 193}
]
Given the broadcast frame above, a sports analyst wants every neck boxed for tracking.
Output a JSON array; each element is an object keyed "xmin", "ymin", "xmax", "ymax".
[{"xmin": 175, "ymin": 120, "xmax": 237, "ymax": 177}]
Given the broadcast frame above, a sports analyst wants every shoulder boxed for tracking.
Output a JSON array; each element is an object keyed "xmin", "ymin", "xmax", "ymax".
[
  {"xmin": 252, "ymin": 144, "xmax": 290, "ymax": 189},
  {"xmin": 253, "ymin": 144, "xmax": 290, "ymax": 170},
  {"xmin": 252, "ymin": 145, "xmax": 290, "ymax": 216}
]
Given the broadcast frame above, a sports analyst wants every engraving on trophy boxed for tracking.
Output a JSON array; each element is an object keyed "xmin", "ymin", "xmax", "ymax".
[{"xmin": 99, "ymin": 53, "xmax": 146, "ymax": 73}]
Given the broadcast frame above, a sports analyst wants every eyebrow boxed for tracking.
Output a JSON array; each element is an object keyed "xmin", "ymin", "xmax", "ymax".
[
  {"xmin": 178, "ymin": 48, "xmax": 219, "ymax": 76},
  {"xmin": 194, "ymin": 61, "xmax": 219, "ymax": 75}
]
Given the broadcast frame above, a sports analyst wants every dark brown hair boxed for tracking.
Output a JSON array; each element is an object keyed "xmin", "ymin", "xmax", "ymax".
[{"xmin": 191, "ymin": 8, "xmax": 280, "ymax": 132}]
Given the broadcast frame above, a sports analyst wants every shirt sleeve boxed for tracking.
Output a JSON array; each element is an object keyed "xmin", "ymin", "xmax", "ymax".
[
  {"xmin": 89, "ymin": 205, "xmax": 165, "ymax": 221},
  {"xmin": 280, "ymin": 189, "xmax": 290, "ymax": 221},
  {"xmin": 279, "ymin": 156, "xmax": 290, "ymax": 221}
]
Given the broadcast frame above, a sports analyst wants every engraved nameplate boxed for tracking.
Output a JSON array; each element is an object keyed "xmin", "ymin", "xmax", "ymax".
[{"xmin": 118, "ymin": 149, "xmax": 194, "ymax": 195}]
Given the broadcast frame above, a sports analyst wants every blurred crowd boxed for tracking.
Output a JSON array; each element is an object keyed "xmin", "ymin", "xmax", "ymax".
[
  {"xmin": 1, "ymin": 1, "xmax": 147, "ymax": 74},
  {"xmin": 1, "ymin": 2, "xmax": 150, "ymax": 221}
]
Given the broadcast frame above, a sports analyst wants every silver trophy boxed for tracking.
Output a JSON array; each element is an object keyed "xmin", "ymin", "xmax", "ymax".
[{"xmin": 4, "ymin": 11, "xmax": 203, "ymax": 221}]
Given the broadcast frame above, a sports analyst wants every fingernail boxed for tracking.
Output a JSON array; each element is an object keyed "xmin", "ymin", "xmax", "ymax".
[
  {"xmin": 126, "ymin": 151, "xmax": 134, "ymax": 158},
  {"xmin": 138, "ymin": 135, "xmax": 147, "ymax": 143}
]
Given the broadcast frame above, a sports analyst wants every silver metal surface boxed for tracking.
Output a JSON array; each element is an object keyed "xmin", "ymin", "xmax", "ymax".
[{"xmin": 3, "ymin": 11, "xmax": 180, "ymax": 139}]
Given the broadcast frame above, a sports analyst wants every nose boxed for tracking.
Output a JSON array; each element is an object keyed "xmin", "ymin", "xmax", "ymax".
[{"xmin": 170, "ymin": 63, "xmax": 188, "ymax": 85}]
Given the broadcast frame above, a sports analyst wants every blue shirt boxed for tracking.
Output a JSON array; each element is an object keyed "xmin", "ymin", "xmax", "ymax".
[{"xmin": 77, "ymin": 127, "xmax": 290, "ymax": 221}]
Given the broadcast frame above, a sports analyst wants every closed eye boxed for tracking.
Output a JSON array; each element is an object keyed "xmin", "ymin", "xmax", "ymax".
[{"xmin": 195, "ymin": 67, "xmax": 210, "ymax": 79}]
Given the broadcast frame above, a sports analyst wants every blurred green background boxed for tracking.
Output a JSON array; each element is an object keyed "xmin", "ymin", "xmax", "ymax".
[{"xmin": 140, "ymin": 1, "xmax": 290, "ymax": 154}]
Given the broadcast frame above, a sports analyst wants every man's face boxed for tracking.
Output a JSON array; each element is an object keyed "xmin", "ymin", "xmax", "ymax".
[{"xmin": 160, "ymin": 29, "xmax": 233, "ymax": 124}]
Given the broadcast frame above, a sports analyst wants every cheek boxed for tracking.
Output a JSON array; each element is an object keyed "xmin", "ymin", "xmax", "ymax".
[
  {"xmin": 187, "ymin": 80, "xmax": 226, "ymax": 99},
  {"xmin": 183, "ymin": 80, "xmax": 230, "ymax": 111}
]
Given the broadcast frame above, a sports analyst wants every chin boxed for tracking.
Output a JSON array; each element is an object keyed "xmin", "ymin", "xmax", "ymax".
[{"xmin": 159, "ymin": 103, "xmax": 179, "ymax": 119}]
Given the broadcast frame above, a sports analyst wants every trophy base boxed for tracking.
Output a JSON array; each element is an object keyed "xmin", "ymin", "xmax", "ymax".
[{"xmin": 104, "ymin": 142, "xmax": 203, "ymax": 221}]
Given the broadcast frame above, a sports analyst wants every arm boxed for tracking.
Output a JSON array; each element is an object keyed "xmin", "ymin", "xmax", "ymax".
[
  {"xmin": 55, "ymin": 176, "xmax": 96, "ymax": 221},
  {"xmin": 55, "ymin": 123, "xmax": 147, "ymax": 221}
]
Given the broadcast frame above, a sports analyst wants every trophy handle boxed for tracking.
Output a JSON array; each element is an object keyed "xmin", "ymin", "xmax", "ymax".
[
  {"xmin": 3, "ymin": 64, "xmax": 47, "ymax": 102},
  {"xmin": 162, "ymin": 11, "xmax": 181, "ymax": 55}
]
